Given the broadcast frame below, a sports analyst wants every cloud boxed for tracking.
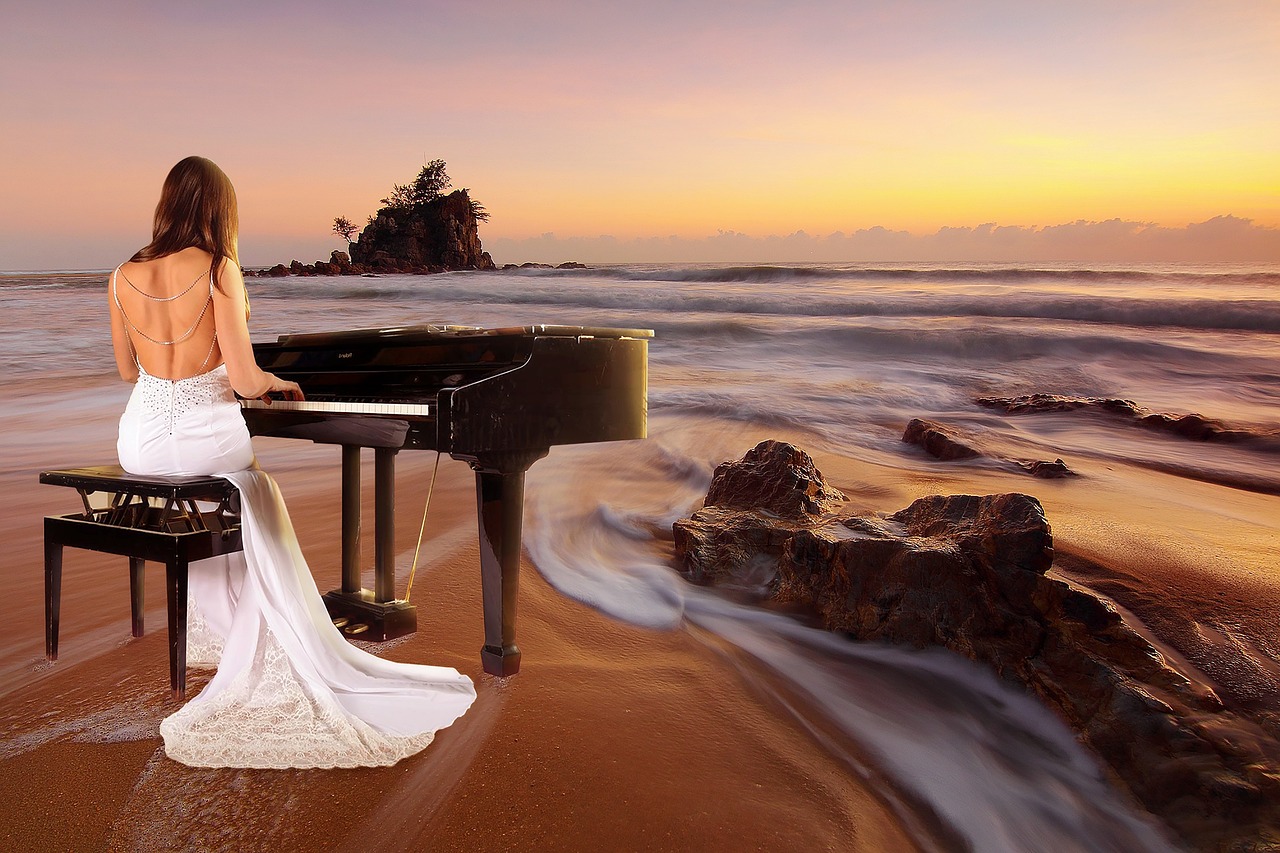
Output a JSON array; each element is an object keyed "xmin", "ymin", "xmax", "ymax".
[
  {"xmin": 7, "ymin": 216, "xmax": 1275, "ymax": 272},
  {"xmin": 484, "ymin": 216, "xmax": 1280, "ymax": 265}
]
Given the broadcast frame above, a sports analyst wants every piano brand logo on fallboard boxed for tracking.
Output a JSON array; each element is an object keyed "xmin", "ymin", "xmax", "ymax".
[{"xmin": 338, "ymin": 352, "xmax": 354, "ymax": 359}]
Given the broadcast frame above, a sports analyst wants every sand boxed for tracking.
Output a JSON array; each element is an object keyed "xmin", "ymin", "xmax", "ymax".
[
  {"xmin": 3, "ymin": 418, "xmax": 1277, "ymax": 851},
  {"xmin": 0, "ymin": 446, "xmax": 919, "ymax": 853}
]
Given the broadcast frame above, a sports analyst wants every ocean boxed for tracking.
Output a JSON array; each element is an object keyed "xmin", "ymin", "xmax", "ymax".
[{"xmin": 3, "ymin": 261, "xmax": 1278, "ymax": 850}]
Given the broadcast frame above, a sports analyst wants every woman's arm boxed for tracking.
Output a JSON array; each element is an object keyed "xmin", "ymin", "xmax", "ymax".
[
  {"xmin": 108, "ymin": 273, "xmax": 139, "ymax": 383},
  {"xmin": 212, "ymin": 261, "xmax": 304, "ymax": 401}
]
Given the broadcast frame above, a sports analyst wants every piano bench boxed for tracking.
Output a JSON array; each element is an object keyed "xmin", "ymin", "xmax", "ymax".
[{"xmin": 39, "ymin": 466, "xmax": 243, "ymax": 700}]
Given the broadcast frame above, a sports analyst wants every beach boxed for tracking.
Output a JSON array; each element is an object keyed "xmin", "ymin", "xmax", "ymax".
[
  {"xmin": 0, "ymin": 446, "xmax": 918, "ymax": 852},
  {"xmin": 2, "ymin": 264, "xmax": 1278, "ymax": 850}
]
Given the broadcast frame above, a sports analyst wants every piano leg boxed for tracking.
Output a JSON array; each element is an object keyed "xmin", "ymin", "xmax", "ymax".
[
  {"xmin": 341, "ymin": 445, "xmax": 361, "ymax": 595},
  {"xmin": 476, "ymin": 470, "xmax": 523, "ymax": 676},
  {"xmin": 324, "ymin": 445, "xmax": 417, "ymax": 641},
  {"xmin": 375, "ymin": 448, "xmax": 397, "ymax": 602}
]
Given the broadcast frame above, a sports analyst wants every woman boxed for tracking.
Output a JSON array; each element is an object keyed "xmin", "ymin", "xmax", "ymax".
[{"xmin": 110, "ymin": 156, "xmax": 475, "ymax": 768}]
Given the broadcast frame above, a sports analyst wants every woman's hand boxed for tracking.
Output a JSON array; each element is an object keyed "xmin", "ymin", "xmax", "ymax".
[{"xmin": 258, "ymin": 375, "xmax": 304, "ymax": 404}]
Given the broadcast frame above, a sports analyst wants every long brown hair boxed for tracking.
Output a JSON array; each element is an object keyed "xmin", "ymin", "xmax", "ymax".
[{"xmin": 130, "ymin": 156, "xmax": 239, "ymax": 292}]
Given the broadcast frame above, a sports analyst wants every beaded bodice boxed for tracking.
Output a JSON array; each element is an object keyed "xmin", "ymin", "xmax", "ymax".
[{"xmin": 135, "ymin": 363, "xmax": 237, "ymax": 421}]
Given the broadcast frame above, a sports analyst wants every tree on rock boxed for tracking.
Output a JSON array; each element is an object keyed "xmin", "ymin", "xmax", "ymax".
[
  {"xmin": 332, "ymin": 216, "xmax": 358, "ymax": 244},
  {"xmin": 461, "ymin": 189, "xmax": 491, "ymax": 223},
  {"xmin": 381, "ymin": 159, "xmax": 452, "ymax": 210}
]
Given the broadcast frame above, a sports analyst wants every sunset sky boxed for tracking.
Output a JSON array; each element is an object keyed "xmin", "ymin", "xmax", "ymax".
[{"xmin": 2, "ymin": 0, "xmax": 1277, "ymax": 268}]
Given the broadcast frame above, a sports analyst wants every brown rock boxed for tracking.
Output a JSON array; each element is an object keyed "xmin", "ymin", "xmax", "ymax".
[
  {"xmin": 703, "ymin": 440, "xmax": 848, "ymax": 517},
  {"xmin": 902, "ymin": 418, "xmax": 981, "ymax": 460},
  {"xmin": 330, "ymin": 250, "xmax": 353, "ymax": 273},
  {"xmin": 350, "ymin": 189, "xmax": 496, "ymax": 272},
  {"xmin": 673, "ymin": 441, "xmax": 847, "ymax": 586},
  {"xmin": 1141, "ymin": 412, "xmax": 1231, "ymax": 441},
  {"xmin": 671, "ymin": 505, "xmax": 802, "ymax": 586},
  {"xmin": 977, "ymin": 393, "xmax": 1142, "ymax": 416},
  {"xmin": 1019, "ymin": 458, "xmax": 1076, "ymax": 478},
  {"xmin": 904, "ymin": 417, "xmax": 1078, "ymax": 479},
  {"xmin": 890, "ymin": 492, "xmax": 1055, "ymax": 578},
  {"xmin": 979, "ymin": 394, "xmax": 1263, "ymax": 446},
  {"xmin": 673, "ymin": 441, "xmax": 1280, "ymax": 849}
]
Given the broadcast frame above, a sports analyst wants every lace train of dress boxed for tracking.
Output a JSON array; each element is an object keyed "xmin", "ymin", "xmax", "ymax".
[{"xmin": 118, "ymin": 365, "xmax": 476, "ymax": 769}]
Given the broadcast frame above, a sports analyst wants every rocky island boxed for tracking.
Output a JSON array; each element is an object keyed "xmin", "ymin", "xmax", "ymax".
[{"xmin": 249, "ymin": 160, "xmax": 495, "ymax": 276}]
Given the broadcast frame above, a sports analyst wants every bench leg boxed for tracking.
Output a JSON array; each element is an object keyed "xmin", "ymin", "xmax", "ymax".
[
  {"xmin": 166, "ymin": 559, "xmax": 188, "ymax": 701},
  {"xmin": 129, "ymin": 557, "xmax": 145, "ymax": 638},
  {"xmin": 45, "ymin": 536, "xmax": 62, "ymax": 661}
]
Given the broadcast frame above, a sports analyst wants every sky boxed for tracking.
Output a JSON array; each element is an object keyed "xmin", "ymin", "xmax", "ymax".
[{"xmin": 1, "ymin": 0, "xmax": 1278, "ymax": 268}]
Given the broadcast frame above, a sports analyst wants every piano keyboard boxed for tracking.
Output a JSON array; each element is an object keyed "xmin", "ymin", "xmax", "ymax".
[{"xmin": 241, "ymin": 399, "xmax": 435, "ymax": 417}]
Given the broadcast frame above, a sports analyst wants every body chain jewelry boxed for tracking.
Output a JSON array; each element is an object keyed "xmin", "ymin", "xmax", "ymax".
[{"xmin": 120, "ymin": 266, "xmax": 207, "ymax": 302}]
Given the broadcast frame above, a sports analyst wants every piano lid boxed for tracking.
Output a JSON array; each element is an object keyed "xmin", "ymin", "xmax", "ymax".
[{"xmin": 272, "ymin": 324, "xmax": 655, "ymax": 347}]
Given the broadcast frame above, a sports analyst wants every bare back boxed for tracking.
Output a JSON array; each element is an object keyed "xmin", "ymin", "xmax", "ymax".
[{"xmin": 111, "ymin": 247, "xmax": 222, "ymax": 381}]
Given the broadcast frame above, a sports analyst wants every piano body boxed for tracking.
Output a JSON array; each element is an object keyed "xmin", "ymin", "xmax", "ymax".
[{"xmin": 241, "ymin": 324, "xmax": 651, "ymax": 676}]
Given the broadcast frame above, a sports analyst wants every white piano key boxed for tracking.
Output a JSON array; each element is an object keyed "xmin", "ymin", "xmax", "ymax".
[{"xmin": 240, "ymin": 399, "xmax": 434, "ymax": 417}]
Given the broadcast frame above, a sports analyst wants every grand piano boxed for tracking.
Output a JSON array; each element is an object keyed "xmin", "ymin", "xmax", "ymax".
[{"xmin": 241, "ymin": 323, "xmax": 651, "ymax": 676}]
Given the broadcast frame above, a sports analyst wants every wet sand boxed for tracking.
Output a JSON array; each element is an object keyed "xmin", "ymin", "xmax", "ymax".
[
  {"xmin": 0, "ymin": 445, "xmax": 918, "ymax": 853},
  {"xmin": 1, "ymin": 401, "xmax": 1277, "ymax": 850}
]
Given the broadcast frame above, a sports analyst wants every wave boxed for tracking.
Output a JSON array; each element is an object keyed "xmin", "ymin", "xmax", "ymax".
[
  {"xmin": 0, "ymin": 273, "xmax": 108, "ymax": 291},
  {"xmin": 686, "ymin": 600, "xmax": 1175, "ymax": 852},
  {"xmin": 292, "ymin": 279, "xmax": 1280, "ymax": 333},
  {"xmin": 649, "ymin": 319, "xmax": 1275, "ymax": 373},
  {"xmin": 8, "ymin": 264, "xmax": 1279, "ymax": 298},
  {"xmin": 574, "ymin": 290, "xmax": 1278, "ymax": 333},
  {"xmin": 650, "ymin": 389, "xmax": 834, "ymax": 433},
  {"xmin": 176, "ymin": 261, "xmax": 1280, "ymax": 338},
  {"xmin": 510, "ymin": 263, "xmax": 1280, "ymax": 287},
  {"xmin": 522, "ymin": 434, "xmax": 1176, "ymax": 851}
]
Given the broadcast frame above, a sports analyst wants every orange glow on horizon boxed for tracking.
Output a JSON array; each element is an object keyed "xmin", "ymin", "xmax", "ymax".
[{"xmin": 1, "ymin": 2, "xmax": 1277, "ymax": 268}]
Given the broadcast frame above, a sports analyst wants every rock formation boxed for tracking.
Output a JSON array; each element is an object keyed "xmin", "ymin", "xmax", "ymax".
[
  {"xmin": 1017, "ymin": 458, "xmax": 1075, "ymax": 478},
  {"xmin": 704, "ymin": 439, "xmax": 848, "ymax": 516},
  {"xmin": 350, "ymin": 189, "xmax": 495, "ymax": 273},
  {"xmin": 673, "ymin": 440, "xmax": 1280, "ymax": 850},
  {"xmin": 902, "ymin": 418, "xmax": 1076, "ymax": 477},
  {"xmin": 902, "ymin": 418, "xmax": 981, "ymax": 460},
  {"xmin": 500, "ymin": 261, "xmax": 589, "ymax": 271},
  {"xmin": 248, "ymin": 250, "xmax": 360, "ymax": 278},
  {"xmin": 977, "ymin": 393, "xmax": 1273, "ymax": 447},
  {"xmin": 246, "ymin": 188, "xmax": 496, "ymax": 276}
]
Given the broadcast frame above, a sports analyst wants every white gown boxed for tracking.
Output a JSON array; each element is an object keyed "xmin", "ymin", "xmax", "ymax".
[{"xmin": 118, "ymin": 363, "xmax": 476, "ymax": 769}]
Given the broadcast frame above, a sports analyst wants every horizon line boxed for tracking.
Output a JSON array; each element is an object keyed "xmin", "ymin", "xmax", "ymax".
[{"xmin": 7, "ymin": 259, "xmax": 1280, "ymax": 277}]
